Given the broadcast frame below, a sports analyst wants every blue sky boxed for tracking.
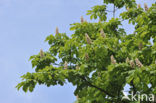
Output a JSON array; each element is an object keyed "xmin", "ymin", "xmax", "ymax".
[{"xmin": 0, "ymin": 0, "xmax": 154, "ymax": 103}]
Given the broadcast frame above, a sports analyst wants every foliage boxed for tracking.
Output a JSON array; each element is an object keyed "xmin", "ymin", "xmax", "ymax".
[{"xmin": 16, "ymin": 0, "xmax": 156, "ymax": 103}]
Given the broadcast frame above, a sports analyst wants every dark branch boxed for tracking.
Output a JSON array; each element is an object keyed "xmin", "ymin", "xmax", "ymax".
[
  {"xmin": 79, "ymin": 76, "xmax": 115, "ymax": 97},
  {"xmin": 113, "ymin": 4, "xmax": 116, "ymax": 18},
  {"xmin": 105, "ymin": 8, "xmax": 118, "ymax": 13},
  {"xmin": 130, "ymin": 79, "xmax": 137, "ymax": 94}
]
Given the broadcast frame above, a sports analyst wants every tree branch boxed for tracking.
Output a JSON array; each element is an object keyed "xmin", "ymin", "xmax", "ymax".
[
  {"xmin": 105, "ymin": 10, "xmax": 113, "ymax": 12},
  {"xmin": 130, "ymin": 79, "xmax": 137, "ymax": 94},
  {"xmin": 105, "ymin": 8, "xmax": 118, "ymax": 12},
  {"xmin": 113, "ymin": 4, "xmax": 116, "ymax": 18},
  {"xmin": 79, "ymin": 76, "xmax": 115, "ymax": 97}
]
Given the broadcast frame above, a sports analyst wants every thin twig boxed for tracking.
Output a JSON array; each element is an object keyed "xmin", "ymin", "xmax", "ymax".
[
  {"xmin": 113, "ymin": 4, "xmax": 116, "ymax": 18},
  {"xmin": 105, "ymin": 10, "xmax": 113, "ymax": 12}
]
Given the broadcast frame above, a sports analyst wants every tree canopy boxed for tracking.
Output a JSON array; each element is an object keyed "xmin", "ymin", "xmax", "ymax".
[{"xmin": 16, "ymin": 0, "xmax": 156, "ymax": 103}]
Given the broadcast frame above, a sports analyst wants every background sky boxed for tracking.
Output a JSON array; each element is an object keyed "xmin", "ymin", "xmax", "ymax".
[{"xmin": 0, "ymin": 0, "xmax": 155, "ymax": 103}]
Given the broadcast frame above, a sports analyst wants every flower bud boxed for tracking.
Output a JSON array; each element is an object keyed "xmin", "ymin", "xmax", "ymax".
[
  {"xmin": 135, "ymin": 58, "xmax": 143, "ymax": 67},
  {"xmin": 130, "ymin": 60, "xmax": 135, "ymax": 68},
  {"xmin": 40, "ymin": 49, "xmax": 44, "ymax": 58},
  {"xmin": 111, "ymin": 55, "xmax": 116, "ymax": 64},
  {"xmin": 85, "ymin": 33, "xmax": 92, "ymax": 44},
  {"xmin": 81, "ymin": 16, "xmax": 84, "ymax": 23},
  {"xmin": 85, "ymin": 53, "xmax": 89, "ymax": 61},
  {"xmin": 126, "ymin": 57, "xmax": 130, "ymax": 64},
  {"xmin": 144, "ymin": 3, "xmax": 148, "ymax": 11},
  {"xmin": 100, "ymin": 29, "xmax": 106, "ymax": 38},
  {"xmin": 64, "ymin": 61, "xmax": 68, "ymax": 69},
  {"xmin": 56, "ymin": 27, "xmax": 59, "ymax": 34}
]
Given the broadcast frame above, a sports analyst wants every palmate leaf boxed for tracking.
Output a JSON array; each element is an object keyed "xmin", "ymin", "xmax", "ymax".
[{"xmin": 87, "ymin": 5, "xmax": 107, "ymax": 21}]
